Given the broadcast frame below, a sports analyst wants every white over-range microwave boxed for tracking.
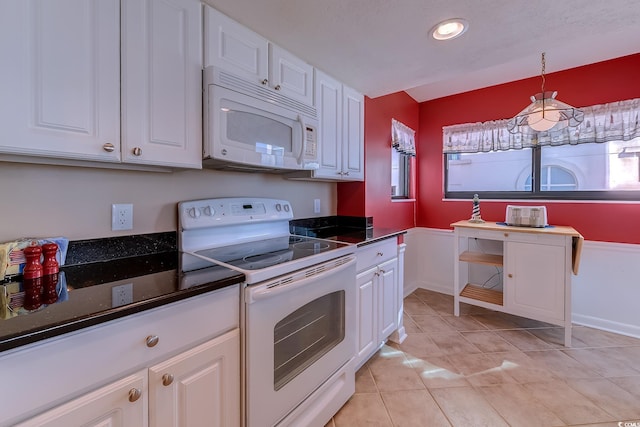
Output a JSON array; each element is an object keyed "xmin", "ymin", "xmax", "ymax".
[{"xmin": 203, "ymin": 66, "xmax": 319, "ymax": 171}]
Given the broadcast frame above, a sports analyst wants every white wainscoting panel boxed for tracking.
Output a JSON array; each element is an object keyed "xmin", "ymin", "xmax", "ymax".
[{"xmin": 403, "ymin": 227, "xmax": 640, "ymax": 339}]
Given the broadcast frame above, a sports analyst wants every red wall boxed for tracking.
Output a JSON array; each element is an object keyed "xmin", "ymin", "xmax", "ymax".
[
  {"xmin": 338, "ymin": 91, "xmax": 419, "ymax": 230},
  {"xmin": 417, "ymin": 53, "xmax": 640, "ymax": 244}
]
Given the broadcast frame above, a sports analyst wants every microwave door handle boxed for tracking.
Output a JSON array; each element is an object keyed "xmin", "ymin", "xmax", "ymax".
[{"xmin": 296, "ymin": 114, "xmax": 306, "ymax": 165}]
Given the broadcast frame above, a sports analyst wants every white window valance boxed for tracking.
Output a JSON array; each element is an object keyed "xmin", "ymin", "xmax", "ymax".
[
  {"xmin": 392, "ymin": 118, "xmax": 416, "ymax": 156},
  {"xmin": 443, "ymin": 98, "xmax": 640, "ymax": 153}
]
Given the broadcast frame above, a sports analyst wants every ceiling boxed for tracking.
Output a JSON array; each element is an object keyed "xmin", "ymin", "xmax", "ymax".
[{"xmin": 202, "ymin": 0, "xmax": 640, "ymax": 102}]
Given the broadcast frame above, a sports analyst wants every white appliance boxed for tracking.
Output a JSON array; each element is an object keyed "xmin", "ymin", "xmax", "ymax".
[
  {"xmin": 505, "ymin": 205, "xmax": 548, "ymax": 227},
  {"xmin": 203, "ymin": 66, "xmax": 320, "ymax": 172},
  {"xmin": 178, "ymin": 198, "xmax": 356, "ymax": 427}
]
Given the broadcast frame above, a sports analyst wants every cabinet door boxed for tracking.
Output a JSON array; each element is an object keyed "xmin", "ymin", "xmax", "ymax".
[
  {"xmin": 0, "ymin": 0, "xmax": 120, "ymax": 162},
  {"xmin": 355, "ymin": 267, "xmax": 377, "ymax": 368},
  {"xmin": 342, "ymin": 86, "xmax": 365, "ymax": 180},
  {"xmin": 15, "ymin": 371, "xmax": 147, "ymax": 427},
  {"xmin": 269, "ymin": 44, "xmax": 314, "ymax": 106},
  {"xmin": 121, "ymin": 0, "xmax": 202, "ymax": 168},
  {"xmin": 378, "ymin": 258, "xmax": 398, "ymax": 340},
  {"xmin": 204, "ymin": 6, "xmax": 269, "ymax": 84},
  {"xmin": 505, "ymin": 241, "xmax": 565, "ymax": 323},
  {"xmin": 149, "ymin": 329, "xmax": 240, "ymax": 427},
  {"xmin": 313, "ymin": 70, "xmax": 343, "ymax": 179}
]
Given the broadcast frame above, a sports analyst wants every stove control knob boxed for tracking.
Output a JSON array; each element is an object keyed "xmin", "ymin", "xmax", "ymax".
[
  {"xmin": 283, "ymin": 204, "xmax": 290, "ymax": 212},
  {"xmin": 203, "ymin": 206, "xmax": 214, "ymax": 216},
  {"xmin": 187, "ymin": 207, "xmax": 200, "ymax": 218},
  {"xmin": 275, "ymin": 204, "xmax": 282, "ymax": 212}
]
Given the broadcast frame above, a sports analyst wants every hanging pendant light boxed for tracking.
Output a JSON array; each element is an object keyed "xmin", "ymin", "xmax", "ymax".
[{"xmin": 507, "ymin": 53, "xmax": 584, "ymax": 133}]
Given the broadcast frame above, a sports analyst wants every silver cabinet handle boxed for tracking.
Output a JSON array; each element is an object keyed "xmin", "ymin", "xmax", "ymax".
[
  {"xmin": 344, "ymin": 171, "xmax": 350, "ymax": 176},
  {"xmin": 274, "ymin": 84, "xmax": 281, "ymax": 91},
  {"xmin": 128, "ymin": 388, "xmax": 141, "ymax": 402},
  {"xmin": 261, "ymin": 79, "xmax": 268, "ymax": 85},
  {"xmin": 103, "ymin": 143, "xmax": 115, "ymax": 152},
  {"xmin": 146, "ymin": 335, "xmax": 159, "ymax": 348},
  {"xmin": 162, "ymin": 374, "xmax": 174, "ymax": 386},
  {"xmin": 132, "ymin": 147, "xmax": 142, "ymax": 156},
  {"xmin": 377, "ymin": 252, "xmax": 383, "ymax": 257}
]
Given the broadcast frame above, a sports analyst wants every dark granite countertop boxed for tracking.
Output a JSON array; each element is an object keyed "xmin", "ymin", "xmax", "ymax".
[
  {"xmin": 289, "ymin": 216, "xmax": 406, "ymax": 246},
  {"xmin": 0, "ymin": 235, "xmax": 244, "ymax": 353}
]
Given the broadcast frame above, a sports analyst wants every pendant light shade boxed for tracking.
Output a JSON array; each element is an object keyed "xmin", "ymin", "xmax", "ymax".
[{"xmin": 507, "ymin": 53, "xmax": 584, "ymax": 134}]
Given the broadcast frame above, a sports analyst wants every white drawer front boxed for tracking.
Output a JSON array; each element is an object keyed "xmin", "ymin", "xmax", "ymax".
[{"xmin": 357, "ymin": 239, "xmax": 397, "ymax": 272}]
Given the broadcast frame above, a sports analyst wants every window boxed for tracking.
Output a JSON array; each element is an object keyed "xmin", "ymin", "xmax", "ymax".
[
  {"xmin": 443, "ymin": 98, "xmax": 640, "ymax": 201},
  {"xmin": 391, "ymin": 148, "xmax": 411, "ymax": 198},
  {"xmin": 391, "ymin": 118, "xmax": 416, "ymax": 199},
  {"xmin": 445, "ymin": 138, "xmax": 640, "ymax": 200}
]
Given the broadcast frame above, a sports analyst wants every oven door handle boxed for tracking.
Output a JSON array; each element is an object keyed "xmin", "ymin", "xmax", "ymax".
[{"xmin": 247, "ymin": 256, "xmax": 355, "ymax": 303}]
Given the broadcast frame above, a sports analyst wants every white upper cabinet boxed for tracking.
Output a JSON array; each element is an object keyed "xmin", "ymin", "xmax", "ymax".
[
  {"xmin": 121, "ymin": 0, "xmax": 203, "ymax": 169},
  {"xmin": 0, "ymin": 0, "xmax": 120, "ymax": 163},
  {"xmin": 294, "ymin": 69, "xmax": 364, "ymax": 181},
  {"xmin": 204, "ymin": 6, "xmax": 269, "ymax": 84},
  {"xmin": 0, "ymin": 0, "xmax": 202, "ymax": 170},
  {"xmin": 204, "ymin": 6, "xmax": 314, "ymax": 106},
  {"xmin": 269, "ymin": 44, "xmax": 314, "ymax": 105},
  {"xmin": 342, "ymin": 86, "xmax": 365, "ymax": 180}
]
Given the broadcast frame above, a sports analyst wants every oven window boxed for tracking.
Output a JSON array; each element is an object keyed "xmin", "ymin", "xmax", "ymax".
[
  {"xmin": 226, "ymin": 110, "xmax": 293, "ymax": 154},
  {"xmin": 273, "ymin": 291, "xmax": 345, "ymax": 391}
]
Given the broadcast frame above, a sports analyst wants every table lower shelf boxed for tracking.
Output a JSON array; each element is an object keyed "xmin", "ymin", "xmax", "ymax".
[{"xmin": 459, "ymin": 283, "xmax": 503, "ymax": 306}]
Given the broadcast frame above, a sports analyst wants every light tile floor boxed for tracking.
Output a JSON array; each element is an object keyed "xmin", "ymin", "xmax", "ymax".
[{"xmin": 326, "ymin": 288, "xmax": 640, "ymax": 427}]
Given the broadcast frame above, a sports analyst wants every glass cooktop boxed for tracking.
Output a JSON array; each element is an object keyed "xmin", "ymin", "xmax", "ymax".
[{"xmin": 195, "ymin": 235, "xmax": 349, "ymax": 271}]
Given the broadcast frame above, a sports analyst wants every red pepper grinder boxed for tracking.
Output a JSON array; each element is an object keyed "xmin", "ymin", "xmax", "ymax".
[
  {"xmin": 42, "ymin": 243, "xmax": 59, "ymax": 305},
  {"xmin": 23, "ymin": 245, "xmax": 43, "ymax": 310}
]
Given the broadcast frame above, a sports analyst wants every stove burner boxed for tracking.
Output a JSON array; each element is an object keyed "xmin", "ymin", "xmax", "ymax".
[
  {"xmin": 293, "ymin": 241, "xmax": 331, "ymax": 251},
  {"xmin": 288, "ymin": 236, "xmax": 306, "ymax": 243},
  {"xmin": 243, "ymin": 253, "xmax": 287, "ymax": 266}
]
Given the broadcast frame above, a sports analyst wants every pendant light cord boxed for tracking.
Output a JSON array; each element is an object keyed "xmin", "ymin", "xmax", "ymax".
[{"xmin": 540, "ymin": 52, "xmax": 546, "ymax": 94}]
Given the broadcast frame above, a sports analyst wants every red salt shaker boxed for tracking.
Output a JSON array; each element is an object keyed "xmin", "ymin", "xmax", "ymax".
[
  {"xmin": 42, "ymin": 243, "xmax": 59, "ymax": 304},
  {"xmin": 23, "ymin": 245, "xmax": 43, "ymax": 310}
]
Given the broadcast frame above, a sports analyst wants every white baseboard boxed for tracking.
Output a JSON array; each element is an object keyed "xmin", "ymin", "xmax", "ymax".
[{"xmin": 573, "ymin": 314, "xmax": 640, "ymax": 340}]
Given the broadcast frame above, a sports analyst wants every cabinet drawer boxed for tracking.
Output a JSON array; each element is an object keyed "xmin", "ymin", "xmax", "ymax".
[
  {"xmin": 357, "ymin": 239, "xmax": 397, "ymax": 272},
  {"xmin": 502, "ymin": 230, "xmax": 566, "ymax": 245},
  {"xmin": 0, "ymin": 285, "xmax": 239, "ymax": 426}
]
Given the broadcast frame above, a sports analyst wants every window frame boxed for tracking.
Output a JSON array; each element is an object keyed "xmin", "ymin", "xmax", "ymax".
[
  {"xmin": 391, "ymin": 149, "xmax": 412, "ymax": 200},
  {"xmin": 444, "ymin": 145, "xmax": 640, "ymax": 201}
]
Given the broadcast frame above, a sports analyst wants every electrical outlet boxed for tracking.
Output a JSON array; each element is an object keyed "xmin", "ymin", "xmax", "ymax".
[
  {"xmin": 112, "ymin": 204, "xmax": 133, "ymax": 231},
  {"xmin": 314, "ymin": 199, "xmax": 321, "ymax": 214},
  {"xmin": 111, "ymin": 283, "xmax": 133, "ymax": 307}
]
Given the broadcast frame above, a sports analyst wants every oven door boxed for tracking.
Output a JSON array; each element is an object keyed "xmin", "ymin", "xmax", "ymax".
[{"xmin": 244, "ymin": 255, "xmax": 356, "ymax": 427}]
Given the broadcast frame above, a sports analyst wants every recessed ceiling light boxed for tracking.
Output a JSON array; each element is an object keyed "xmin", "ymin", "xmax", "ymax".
[{"xmin": 431, "ymin": 18, "xmax": 468, "ymax": 41}]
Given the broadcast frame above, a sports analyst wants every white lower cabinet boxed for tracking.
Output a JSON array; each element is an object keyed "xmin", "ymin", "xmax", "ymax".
[
  {"xmin": 149, "ymin": 330, "xmax": 240, "ymax": 427},
  {"xmin": 2, "ymin": 287, "xmax": 240, "ymax": 427},
  {"xmin": 15, "ymin": 371, "xmax": 148, "ymax": 427},
  {"xmin": 16, "ymin": 330, "xmax": 239, "ymax": 427},
  {"xmin": 354, "ymin": 239, "xmax": 399, "ymax": 369}
]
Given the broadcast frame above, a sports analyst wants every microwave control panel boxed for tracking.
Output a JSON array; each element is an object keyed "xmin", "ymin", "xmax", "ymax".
[{"xmin": 304, "ymin": 126, "xmax": 317, "ymax": 158}]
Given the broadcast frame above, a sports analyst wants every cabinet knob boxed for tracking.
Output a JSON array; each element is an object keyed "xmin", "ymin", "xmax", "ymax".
[
  {"xmin": 132, "ymin": 147, "xmax": 142, "ymax": 156},
  {"xmin": 377, "ymin": 252, "xmax": 383, "ymax": 257},
  {"xmin": 128, "ymin": 388, "xmax": 142, "ymax": 403},
  {"xmin": 162, "ymin": 374, "xmax": 174, "ymax": 386},
  {"xmin": 508, "ymin": 273, "xmax": 513, "ymax": 278},
  {"xmin": 146, "ymin": 335, "xmax": 159, "ymax": 348},
  {"xmin": 343, "ymin": 171, "xmax": 350, "ymax": 176},
  {"xmin": 274, "ymin": 84, "xmax": 281, "ymax": 91},
  {"xmin": 102, "ymin": 142, "xmax": 115, "ymax": 153},
  {"xmin": 504, "ymin": 233, "xmax": 509, "ymax": 237},
  {"xmin": 261, "ymin": 79, "xmax": 268, "ymax": 85}
]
